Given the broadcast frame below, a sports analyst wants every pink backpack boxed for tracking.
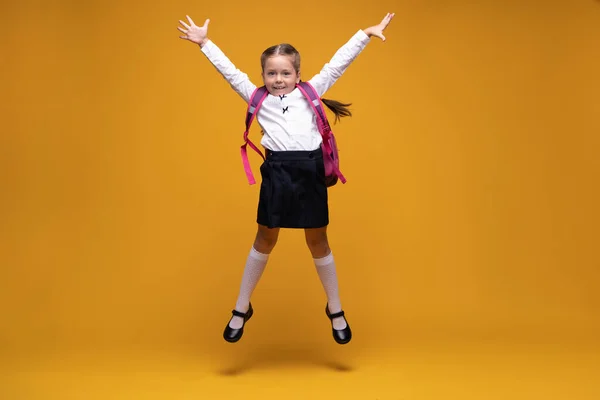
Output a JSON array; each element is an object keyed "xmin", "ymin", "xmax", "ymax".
[{"xmin": 240, "ymin": 81, "xmax": 347, "ymax": 187}]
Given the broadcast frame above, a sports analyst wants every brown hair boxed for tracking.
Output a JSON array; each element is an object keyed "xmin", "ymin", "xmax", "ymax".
[{"xmin": 261, "ymin": 44, "xmax": 352, "ymax": 124}]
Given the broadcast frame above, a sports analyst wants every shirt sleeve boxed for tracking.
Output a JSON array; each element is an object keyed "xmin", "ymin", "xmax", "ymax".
[
  {"xmin": 200, "ymin": 40, "xmax": 257, "ymax": 103},
  {"xmin": 308, "ymin": 30, "xmax": 371, "ymax": 97}
]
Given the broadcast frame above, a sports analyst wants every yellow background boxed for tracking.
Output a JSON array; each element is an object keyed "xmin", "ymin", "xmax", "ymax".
[{"xmin": 1, "ymin": 0, "xmax": 599, "ymax": 398}]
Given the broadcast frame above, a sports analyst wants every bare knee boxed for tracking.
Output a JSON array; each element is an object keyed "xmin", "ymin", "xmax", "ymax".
[
  {"xmin": 305, "ymin": 228, "xmax": 330, "ymax": 258},
  {"xmin": 253, "ymin": 225, "xmax": 280, "ymax": 254}
]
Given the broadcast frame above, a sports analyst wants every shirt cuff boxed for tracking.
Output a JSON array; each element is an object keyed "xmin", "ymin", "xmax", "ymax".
[
  {"xmin": 356, "ymin": 29, "xmax": 371, "ymax": 43},
  {"xmin": 200, "ymin": 39, "xmax": 215, "ymax": 55}
]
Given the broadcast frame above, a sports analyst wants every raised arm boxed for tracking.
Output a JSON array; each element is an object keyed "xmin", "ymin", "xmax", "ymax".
[
  {"xmin": 309, "ymin": 13, "xmax": 395, "ymax": 96},
  {"xmin": 178, "ymin": 16, "xmax": 256, "ymax": 102}
]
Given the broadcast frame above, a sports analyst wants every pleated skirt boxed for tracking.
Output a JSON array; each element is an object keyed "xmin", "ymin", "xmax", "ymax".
[{"xmin": 257, "ymin": 147, "xmax": 329, "ymax": 229}]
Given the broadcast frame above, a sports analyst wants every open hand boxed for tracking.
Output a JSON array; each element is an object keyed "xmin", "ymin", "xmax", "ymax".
[
  {"xmin": 178, "ymin": 15, "xmax": 210, "ymax": 46},
  {"xmin": 364, "ymin": 12, "xmax": 395, "ymax": 41}
]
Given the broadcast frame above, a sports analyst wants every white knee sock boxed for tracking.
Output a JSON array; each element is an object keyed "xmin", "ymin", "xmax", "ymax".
[
  {"xmin": 314, "ymin": 252, "xmax": 347, "ymax": 330},
  {"xmin": 229, "ymin": 247, "xmax": 269, "ymax": 329}
]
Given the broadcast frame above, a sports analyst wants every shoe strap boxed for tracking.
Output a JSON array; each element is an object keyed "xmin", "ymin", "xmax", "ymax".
[
  {"xmin": 328, "ymin": 310, "xmax": 345, "ymax": 319},
  {"xmin": 231, "ymin": 309, "xmax": 247, "ymax": 318}
]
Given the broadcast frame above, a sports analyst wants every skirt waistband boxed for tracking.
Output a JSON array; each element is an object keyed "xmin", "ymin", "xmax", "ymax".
[{"xmin": 265, "ymin": 147, "xmax": 323, "ymax": 161}]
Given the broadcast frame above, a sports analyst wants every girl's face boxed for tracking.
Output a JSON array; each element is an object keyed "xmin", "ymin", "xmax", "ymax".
[{"xmin": 262, "ymin": 55, "xmax": 300, "ymax": 96}]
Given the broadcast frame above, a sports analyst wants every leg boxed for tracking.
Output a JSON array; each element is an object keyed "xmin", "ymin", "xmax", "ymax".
[
  {"xmin": 304, "ymin": 226, "xmax": 330, "ymax": 259},
  {"xmin": 253, "ymin": 224, "xmax": 280, "ymax": 254},
  {"xmin": 228, "ymin": 224, "xmax": 280, "ymax": 330},
  {"xmin": 305, "ymin": 227, "xmax": 348, "ymax": 330}
]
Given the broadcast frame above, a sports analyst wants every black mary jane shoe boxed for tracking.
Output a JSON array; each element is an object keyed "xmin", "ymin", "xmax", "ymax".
[
  {"xmin": 325, "ymin": 303, "xmax": 352, "ymax": 345},
  {"xmin": 223, "ymin": 303, "xmax": 253, "ymax": 343}
]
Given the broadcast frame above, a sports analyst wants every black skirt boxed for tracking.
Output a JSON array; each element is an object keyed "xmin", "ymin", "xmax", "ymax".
[{"xmin": 257, "ymin": 147, "xmax": 329, "ymax": 229}]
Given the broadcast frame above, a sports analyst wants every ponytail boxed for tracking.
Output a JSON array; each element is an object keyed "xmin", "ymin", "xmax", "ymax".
[{"xmin": 321, "ymin": 98, "xmax": 352, "ymax": 124}]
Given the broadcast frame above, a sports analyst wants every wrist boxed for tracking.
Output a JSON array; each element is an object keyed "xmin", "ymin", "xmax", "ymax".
[
  {"xmin": 199, "ymin": 38, "xmax": 209, "ymax": 48},
  {"xmin": 363, "ymin": 27, "xmax": 373, "ymax": 37}
]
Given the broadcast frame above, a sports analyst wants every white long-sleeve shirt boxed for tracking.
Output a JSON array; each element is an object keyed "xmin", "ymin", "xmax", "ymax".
[{"xmin": 200, "ymin": 30, "xmax": 371, "ymax": 151}]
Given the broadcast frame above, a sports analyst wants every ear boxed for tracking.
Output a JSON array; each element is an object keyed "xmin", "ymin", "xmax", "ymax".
[{"xmin": 296, "ymin": 70, "xmax": 301, "ymax": 83}]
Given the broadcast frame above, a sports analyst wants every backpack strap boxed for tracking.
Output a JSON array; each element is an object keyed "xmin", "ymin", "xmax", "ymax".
[
  {"xmin": 241, "ymin": 86, "xmax": 269, "ymax": 185},
  {"xmin": 296, "ymin": 81, "xmax": 346, "ymax": 184}
]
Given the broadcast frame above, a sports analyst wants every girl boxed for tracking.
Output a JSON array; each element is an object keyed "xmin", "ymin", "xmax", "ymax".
[{"xmin": 177, "ymin": 12, "xmax": 395, "ymax": 345}]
